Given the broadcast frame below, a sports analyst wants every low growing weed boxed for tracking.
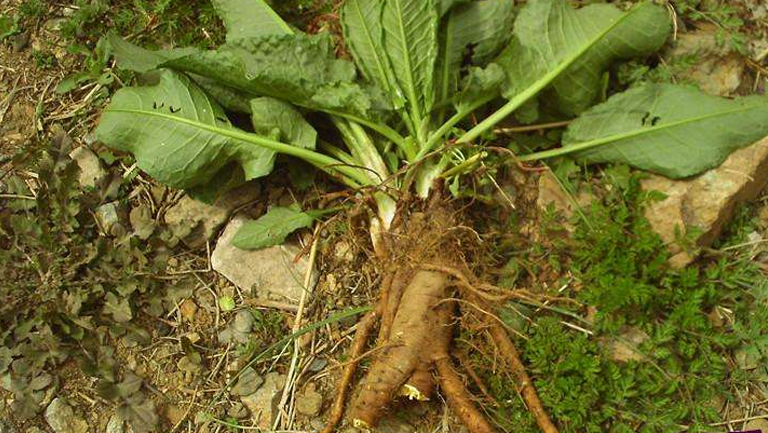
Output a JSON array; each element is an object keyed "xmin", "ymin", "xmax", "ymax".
[{"xmin": 487, "ymin": 171, "xmax": 768, "ymax": 432}]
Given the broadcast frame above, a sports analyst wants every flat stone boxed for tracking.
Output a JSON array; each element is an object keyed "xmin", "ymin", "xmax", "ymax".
[
  {"xmin": 642, "ymin": 135, "xmax": 768, "ymax": 268},
  {"xmin": 240, "ymin": 372, "xmax": 286, "ymax": 430},
  {"xmin": 536, "ymin": 171, "xmax": 593, "ymax": 230},
  {"xmin": 0, "ymin": 420, "xmax": 19, "ymax": 433},
  {"xmin": 45, "ymin": 398, "xmax": 89, "ymax": 433},
  {"xmin": 295, "ymin": 384, "xmax": 323, "ymax": 417},
  {"xmin": 164, "ymin": 182, "xmax": 261, "ymax": 249},
  {"xmin": 744, "ymin": 418, "xmax": 768, "ymax": 432},
  {"xmin": 668, "ymin": 24, "xmax": 744, "ymax": 97},
  {"xmin": 212, "ymin": 215, "xmax": 318, "ymax": 304},
  {"xmin": 106, "ymin": 414, "xmax": 133, "ymax": 433},
  {"xmin": 69, "ymin": 146, "xmax": 106, "ymax": 188},
  {"xmin": 96, "ymin": 202, "xmax": 125, "ymax": 236},
  {"xmin": 377, "ymin": 417, "xmax": 416, "ymax": 433}
]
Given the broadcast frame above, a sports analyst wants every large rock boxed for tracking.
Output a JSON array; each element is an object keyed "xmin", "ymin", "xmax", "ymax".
[
  {"xmin": 240, "ymin": 372, "xmax": 286, "ymax": 430},
  {"xmin": 212, "ymin": 215, "xmax": 318, "ymax": 304},
  {"xmin": 44, "ymin": 398, "xmax": 89, "ymax": 433},
  {"xmin": 667, "ymin": 24, "xmax": 744, "ymax": 97},
  {"xmin": 642, "ymin": 136, "xmax": 768, "ymax": 267},
  {"xmin": 164, "ymin": 182, "xmax": 261, "ymax": 249}
]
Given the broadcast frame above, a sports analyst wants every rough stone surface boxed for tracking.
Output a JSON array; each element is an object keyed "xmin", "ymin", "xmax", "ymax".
[
  {"xmin": 537, "ymin": 171, "xmax": 574, "ymax": 218},
  {"xmin": 668, "ymin": 24, "xmax": 744, "ymax": 97},
  {"xmin": 295, "ymin": 384, "xmax": 323, "ymax": 416},
  {"xmin": 536, "ymin": 171, "xmax": 594, "ymax": 229},
  {"xmin": 69, "ymin": 146, "xmax": 105, "ymax": 188},
  {"xmin": 96, "ymin": 201, "xmax": 125, "ymax": 236},
  {"xmin": 164, "ymin": 182, "xmax": 261, "ymax": 249},
  {"xmin": 642, "ymin": 136, "xmax": 768, "ymax": 268},
  {"xmin": 0, "ymin": 420, "xmax": 19, "ymax": 433},
  {"xmin": 106, "ymin": 414, "xmax": 132, "ymax": 433},
  {"xmin": 377, "ymin": 417, "xmax": 416, "ymax": 433},
  {"xmin": 240, "ymin": 372, "xmax": 286, "ymax": 430},
  {"xmin": 744, "ymin": 418, "xmax": 768, "ymax": 432},
  {"xmin": 212, "ymin": 215, "xmax": 318, "ymax": 304},
  {"xmin": 45, "ymin": 398, "xmax": 89, "ymax": 433}
]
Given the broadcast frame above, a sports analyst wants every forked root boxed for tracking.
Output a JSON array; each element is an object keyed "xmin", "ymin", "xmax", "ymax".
[{"xmin": 348, "ymin": 269, "xmax": 450, "ymax": 427}]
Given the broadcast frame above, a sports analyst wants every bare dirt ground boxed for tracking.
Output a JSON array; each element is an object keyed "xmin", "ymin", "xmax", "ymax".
[{"xmin": 2, "ymin": 1, "xmax": 768, "ymax": 433}]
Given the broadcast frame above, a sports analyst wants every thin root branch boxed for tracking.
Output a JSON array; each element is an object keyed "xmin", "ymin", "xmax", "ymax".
[
  {"xmin": 435, "ymin": 357, "xmax": 496, "ymax": 433},
  {"xmin": 321, "ymin": 309, "xmax": 379, "ymax": 433}
]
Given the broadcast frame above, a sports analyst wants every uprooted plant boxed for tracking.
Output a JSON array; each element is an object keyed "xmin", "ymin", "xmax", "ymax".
[{"xmin": 94, "ymin": 0, "xmax": 768, "ymax": 431}]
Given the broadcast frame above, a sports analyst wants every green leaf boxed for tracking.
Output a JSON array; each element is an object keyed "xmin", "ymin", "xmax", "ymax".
[
  {"xmin": 211, "ymin": 0, "xmax": 293, "ymax": 42},
  {"xmin": 0, "ymin": 13, "xmax": 19, "ymax": 40},
  {"xmin": 435, "ymin": 0, "xmax": 513, "ymax": 109},
  {"xmin": 191, "ymin": 74, "xmax": 253, "ymax": 113},
  {"xmin": 163, "ymin": 34, "xmax": 372, "ymax": 115},
  {"xmin": 107, "ymin": 34, "xmax": 198, "ymax": 74},
  {"xmin": 498, "ymin": 0, "xmax": 671, "ymax": 116},
  {"xmin": 436, "ymin": 0, "xmax": 470, "ymax": 17},
  {"xmin": 232, "ymin": 206, "xmax": 315, "ymax": 250},
  {"xmin": 218, "ymin": 296, "xmax": 236, "ymax": 311},
  {"xmin": 95, "ymin": 70, "xmax": 276, "ymax": 189},
  {"xmin": 460, "ymin": 0, "xmax": 671, "ymax": 143},
  {"xmin": 522, "ymin": 84, "xmax": 768, "ymax": 179},
  {"xmin": 341, "ymin": 0, "xmax": 404, "ymax": 109},
  {"xmin": 454, "ymin": 64, "xmax": 505, "ymax": 112},
  {"xmin": 381, "ymin": 0, "xmax": 439, "ymax": 120},
  {"xmin": 249, "ymin": 98, "xmax": 317, "ymax": 150}
]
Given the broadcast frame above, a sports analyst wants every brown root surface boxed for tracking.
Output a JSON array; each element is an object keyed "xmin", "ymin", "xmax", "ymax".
[
  {"xmin": 323, "ymin": 200, "xmax": 557, "ymax": 433},
  {"xmin": 347, "ymin": 269, "xmax": 452, "ymax": 427}
]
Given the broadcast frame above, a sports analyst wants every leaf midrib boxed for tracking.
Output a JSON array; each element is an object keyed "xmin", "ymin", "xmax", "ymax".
[
  {"xmin": 457, "ymin": 1, "xmax": 652, "ymax": 144},
  {"xmin": 388, "ymin": 0, "xmax": 423, "ymax": 124},
  {"xmin": 518, "ymin": 102, "xmax": 768, "ymax": 161},
  {"xmin": 105, "ymin": 108, "xmax": 373, "ymax": 186}
]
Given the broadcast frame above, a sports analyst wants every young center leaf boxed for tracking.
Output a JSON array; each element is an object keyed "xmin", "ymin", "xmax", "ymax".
[
  {"xmin": 341, "ymin": 0, "xmax": 404, "ymax": 109},
  {"xmin": 460, "ymin": 0, "xmax": 671, "ymax": 142},
  {"xmin": 520, "ymin": 84, "xmax": 768, "ymax": 178},
  {"xmin": 232, "ymin": 206, "xmax": 316, "ymax": 250},
  {"xmin": 381, "ymin": 0, "xmax": 439, "ymax": 125},
  {"xmin": 211, "ymin": 0, "xmax": 294, "ymax": 42}
]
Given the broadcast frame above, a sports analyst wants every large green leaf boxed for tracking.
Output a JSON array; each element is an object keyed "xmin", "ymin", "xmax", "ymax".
[
  {"xmin": 95, "ymin": 71, "xmax": 275, "ymax": 189},
  {"xmin": 249, "ymin": 98, "xmax": 317, "ymax": 150},
  {"xmin": 341, "ymin": 0, "xmax": 404, "ymax": 110},
  {"xmin": 435, "ymin": 0, "xmax": 513, "ymax": 109},
  {"xmin": 436, "ymin": 0, "xmax": 470, "ymax": 17},
  {"xmin": 163, "ymin": 34, "xmax": 372, "ymax": 115},
  {"xmin": 522, "ymin": 84, "xmax": 768, "ymax": 179},
  {"xmin": 498, "ymin": 0, "xmax": 671, "ymax": 116},
  {"xmin": 108, "ymin": 34, "xmax": 198, "ymax": 73},
  {"xmin": 211, "ymin": 0, "xmax": 293, "ymax": 41},
  {"xmin": 381, "ymin": 0, "xmax": 439, "ymax": 120},
  {"xmin": 232, "ymin": 206, "xmax": 315, "ymax": 250}
]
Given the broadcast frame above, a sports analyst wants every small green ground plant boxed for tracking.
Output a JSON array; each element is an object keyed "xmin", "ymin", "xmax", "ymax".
[
  {"xmin": 77, "ymin": 0, "xmax": 768, "ymax": 431},
  {"xmin": 483, "ymin": 173, "xmax": 768, "ymax": 431}
]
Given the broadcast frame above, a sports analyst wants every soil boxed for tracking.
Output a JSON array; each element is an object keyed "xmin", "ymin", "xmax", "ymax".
[{"xmin": 2, "ymin": 1, "xmax": 768, "ymax": 433}]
